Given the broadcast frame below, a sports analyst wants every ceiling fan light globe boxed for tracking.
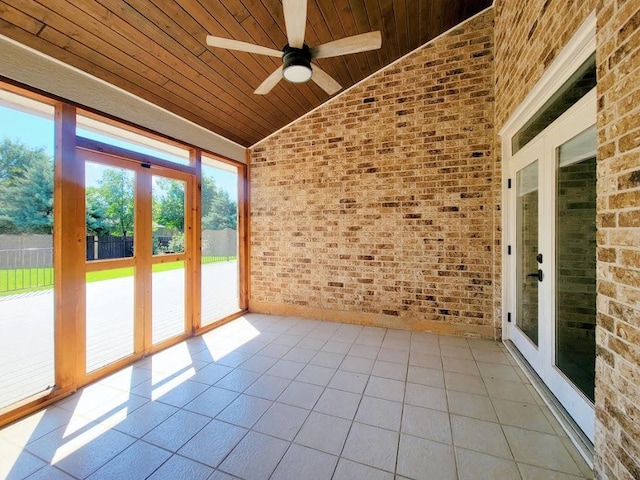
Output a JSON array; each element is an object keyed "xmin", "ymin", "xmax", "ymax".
[{"xmin": 284, "ymin": 64, "xmax": 312, "ymax": 83}]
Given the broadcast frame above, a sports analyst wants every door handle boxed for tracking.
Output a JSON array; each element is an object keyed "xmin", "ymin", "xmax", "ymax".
[{"xmin": 527, "ymin": 269, "xmax": 543, "ymax": 282}]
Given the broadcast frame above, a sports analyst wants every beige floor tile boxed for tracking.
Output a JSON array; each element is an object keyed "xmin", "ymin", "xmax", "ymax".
[
  {"xmin": 397, "ymin": 434, "xmax": 456, "ymax": 480},
  {"xmin": 294, "ymin": 411, "xmax": 351, "ymax": 455},
  {"xmin": 447, "ymin": 390, "xmax": 498, "ymax": 422},
  {"xmin": 371, "ymin": 360, "xmax": 407, "ymax": 381},
  {"xmin": 365, "ymin": 376, "xmax": 405, "ymax": 402},
  {"xmin": 333, "ymin": 458, "xmax": 393, "ymax": 480},
  {"xmin": 401, "ymin": 404, "xmax": 452, "ymax": 444},
  {"xmin": 407, "ymin": 365, "xmax": 445, "ymax": 388},
  {"xmin": 477, "ymin": 362, "xmax": 522, "ymax": 382},
  {"xmin": 471, "ymin": 349, "xmax": 512, "ymax": 365},
  {"xmin": 440, "ymin": 344, "xmax": 474, "ymax": 359},
  {"xmin": 295, "ymin": 364, "xmax": 336, "ymax": 387},
  {"xmin": 178, "ymin": 419, "xmax": 247, "ymax": 468},
  {"xmin": 442, "ymin": 357, "xmax": 481, "ymax": 376},
  {"xmin": 444, "ymin": 371, "xmax": 488, "ymax": 395},
  {"xmin": 342, "ymin": 422, "xmax": 398, "ymax": 473},
  {"xmin": 252, "ymin": 402, "xmax": 309, "ymax": 441},
  {"xmin": 313, "ymin": 388, "xmax": 361, "ymax": 420},
  {"xmin": 85, "ymin": 440, "xmax": 170, "ymax": 480},
  {"xmin": 503, "ymin": 425, "xmax": 582, "ymax": 475},
  {"xmin": 0, "ymin": 437, "xmax": 46, "ymax": 480},
  {"xmin": 456, "ymin": 448, "xmax": 521, "ymax": 480},
  {"xmin": 218, "ymin": 431, "xmax": 289, "ymax": 480},
  {"xmin": 518, "ymin": 463, "xmax": 587, "ymax": 479},
  {"xmin": 142, "ymin": 409, "xmax": 210, "ymax": 452},
  {"xmin": 277, "ymin": 381, "xmax": 324, "ymax": 410},
  {"xmin": 404, "ymin": 383, "xmax": 448, "ymax": 411},
  {"xmin": 484, "ymin": 377, "xmax": 537, "ymax": 403},
  {"xmin": 146, "ymin": 454, "xmax": 213, "ymax": 480},
  {"xmin": 377, "ymin": 347, "xmax": 410, "ymax": 364},
  {"xmin": 355, "ymin": 396, "xmax": 403, "ymax": 431},
  {"xmin": 271, "ymin": 444, "xmax": 337, "ymax": 480},
  {"xmin": 339, "ymin": 355, "xmax": 375, "ymax": 374},
  {"xmin": 328, "ymin": 370, "xmax": 369, "ymax": 394},
  {"xmin": 215, "ymin": 394, "xmax": 272, "ymax": 428},
  {"xmin": 559, "ymin": 436, "xmax": 594, "ymax": 478},
  {"xmin": 451, "ymin": 415, "xmax": 513, "ymax": 459},
  {"xmin": 492, "ymin": 398, "xmax": 556, "ymax": 434}
]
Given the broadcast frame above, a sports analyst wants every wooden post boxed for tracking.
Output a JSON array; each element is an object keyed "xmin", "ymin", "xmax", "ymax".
[
  {"xmin": 191, "ymin": 149, "xmax": 202, "ymax": 333},
  {"xmin": 54, "ymin": 103, "xmax": 84, "ymax": 386},
  {"xmin": 239, "ymin": 148, "xmax": 250, "ymax": 310}
]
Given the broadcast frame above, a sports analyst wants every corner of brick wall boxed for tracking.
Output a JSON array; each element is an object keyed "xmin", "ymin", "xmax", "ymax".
[{"xmin": 250, "ymin": 9, "xmax": 498, "ymax": 338}]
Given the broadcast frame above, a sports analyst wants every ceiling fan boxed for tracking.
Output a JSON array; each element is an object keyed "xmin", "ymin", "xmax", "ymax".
[{"xmin": 205, "ymin": 0, "xmax": 382, "ymax": 95}]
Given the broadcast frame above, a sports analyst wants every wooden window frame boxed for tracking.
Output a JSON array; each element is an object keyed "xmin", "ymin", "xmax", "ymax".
[{"xmin": 0, "ymin": 81, "xmax": 249, "ymax": 427}]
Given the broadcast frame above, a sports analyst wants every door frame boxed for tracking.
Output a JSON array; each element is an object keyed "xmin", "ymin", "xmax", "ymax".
[
  {"xmin": 78, "ymin": 141, "xmax": 196, "ymax": 382},
  {"xmin": 505, "ymin": 90, "xmax": 597, "ymax": 441}
]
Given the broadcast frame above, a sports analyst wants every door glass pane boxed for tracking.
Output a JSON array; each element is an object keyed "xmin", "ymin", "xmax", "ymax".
[
  {"xmin": 152, "ymin": 174, "xmax": 186, "ymax": 344},
  {"xmin": 152, "ymin": 260, "xmax": 185, "ymax": 344},
  {"xmin": 516, "ymin": 161, "xmax": 539, "ymax": 345},
  {"xmin": 0, "ymin": 90, "xmax": 55, "ymax": 408},
  {"xmin": 201, "ymin": 159, "xmax": 240, "ymax": 325},
  {"xmin": 152, "ymin": 177, "xmax": 185, "ymax": 255},
  {"xmin": 556, "ymin": 126, "xmax": 597, "ymax": 402},
  {"xmin": 85, "ymin": 162, "xmax": 135, "ymax": 260},
  {"xmin": 86, "ymin": 269, "xmax": 135, "ymax": 372}
]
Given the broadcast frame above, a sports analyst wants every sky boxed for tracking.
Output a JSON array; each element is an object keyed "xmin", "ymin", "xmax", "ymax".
[{"xmin": 0, "ymin": 105, "xmax": 238, "ymax": 201}]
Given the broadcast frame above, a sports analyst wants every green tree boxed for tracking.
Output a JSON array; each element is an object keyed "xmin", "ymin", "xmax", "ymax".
[
  {"xmin": 85, "ymin": 189, "xmax": 111, "ymax": 236},
  {"xmin": 94, "ymin": 169, "xmax": 135, "ymax": 237},
  {"xmin": 0, "ymin": 139, "xmax": 53, "ymax": 233},
  {"xmin": 154, "ymin": 178, "xmax": 185, "ymax": 232},
  {"xmin": 0, "ymin": 138, "xmax": 49, "ymax": 186},
  {"xmin": 201, "ymin": 175, "xmax": 237, "ymax": 231}
]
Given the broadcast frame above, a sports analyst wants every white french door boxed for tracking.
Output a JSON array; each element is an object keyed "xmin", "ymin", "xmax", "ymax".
[{"xmin": 506, "ymin": 90, "xmax": 597, "ymax": 441}]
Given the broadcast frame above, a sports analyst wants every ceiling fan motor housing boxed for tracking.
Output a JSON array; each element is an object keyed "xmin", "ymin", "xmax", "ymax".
[{"xmin": 282, "ymin": 44, "xmax": 312, "ymax": 83}]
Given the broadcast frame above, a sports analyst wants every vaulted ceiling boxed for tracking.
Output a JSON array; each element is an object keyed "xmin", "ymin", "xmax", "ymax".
[{"xmin": 0, "ymin": 0, "xmax": 492, "ymax": 147}]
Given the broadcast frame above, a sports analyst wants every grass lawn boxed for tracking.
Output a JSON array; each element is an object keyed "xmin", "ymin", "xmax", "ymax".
[{"xmin": 0, "ymin": 255, "xmax": 236, "ymax": 296}]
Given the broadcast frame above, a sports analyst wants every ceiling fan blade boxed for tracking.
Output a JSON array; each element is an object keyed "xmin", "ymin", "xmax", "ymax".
[
  {"xmin": 311, "ymin": 31, "xmax": 382, "ymax": 59},
  {"xmin": 283, "ymin": 0, "xmax": 307, "ymax": 48},
  {"xmin": 206, "ymin": 35, "xmax": 282, "ymax": 57},
  {"xmin": 311, "ymin": 64, "xmax": 342, "ymax": 95},
  {"xmin": 254, "ymin": 66, "xmax": 284, "ymax": 95}
]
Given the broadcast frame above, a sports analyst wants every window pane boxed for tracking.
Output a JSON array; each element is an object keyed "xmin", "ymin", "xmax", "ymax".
[
  {"xmin": 555, "ymin": 127, "xmax": 597, "ymax": 402},
  {"xmin": 201, "ymin": 158, "xmax": 240, "ymax": 325},
  {"xmin": 86, "ymin": 269, "xmax": 135, "ymax": 373},
  {"xmin": 152, "ymin": 177, "xmax": 185, "ymax": 255},
  {"xmin": 77, "ymin": 114, "xmax": 190, "ymax": 166},
  {"xmin": 0, "ymin": 89, "xmax": 55, "ymax": 408},
  {"xmin": 512, "ymin": 54, "xmax": 596, "ymax": 154},
  {"xmin": 152, "ymin": 260, "xmax": 186, "ymax": 344},
  {"xmin": 85, "ymin": 162, "xmax": 135, "ymax": 260},
  {"xmin": 516, "ymin": 161, "xmax": 539, "ymax": 346}
]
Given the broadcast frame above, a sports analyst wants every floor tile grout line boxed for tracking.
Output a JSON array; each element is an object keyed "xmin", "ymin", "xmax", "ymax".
[
  {"xmin": 473, "ymin": 348, "xmax": 524, "ymax": 480},
  {"xmin": 327, "ymin": 327, "xmax": 387, "ymax": 479}
]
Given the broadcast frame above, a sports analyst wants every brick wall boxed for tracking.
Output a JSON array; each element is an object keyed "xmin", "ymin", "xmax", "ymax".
[
  {"xmin": 494, "ymin": 0, "xmax": 640, "ymax": 478},
  {"xmin": 594, "ymin": 0, "xmax": 640, "ymax": 477},
  {"xmin": 250, "ymin": 10, "xmax": 497, "ymax": 338}
]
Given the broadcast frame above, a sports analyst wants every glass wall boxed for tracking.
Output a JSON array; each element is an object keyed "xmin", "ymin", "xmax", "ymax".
[
  {"xmin": 0, "ymin": 89, "xmax": 55, "ymax": 408},
  {"xmin": 201, "ymin": 157, "xmax": 240, "ymax": 325}
]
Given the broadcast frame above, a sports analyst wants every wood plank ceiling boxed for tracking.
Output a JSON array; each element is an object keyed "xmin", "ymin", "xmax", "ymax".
[{"xmin": 0, "ymin": 0, "xmax": 492, "ymax": 147}]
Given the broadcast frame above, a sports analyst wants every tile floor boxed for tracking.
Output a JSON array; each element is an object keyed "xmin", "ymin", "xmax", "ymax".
[{"xmin": 0, "ymin": 314, "xmax": 594, "ymax": 480}]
